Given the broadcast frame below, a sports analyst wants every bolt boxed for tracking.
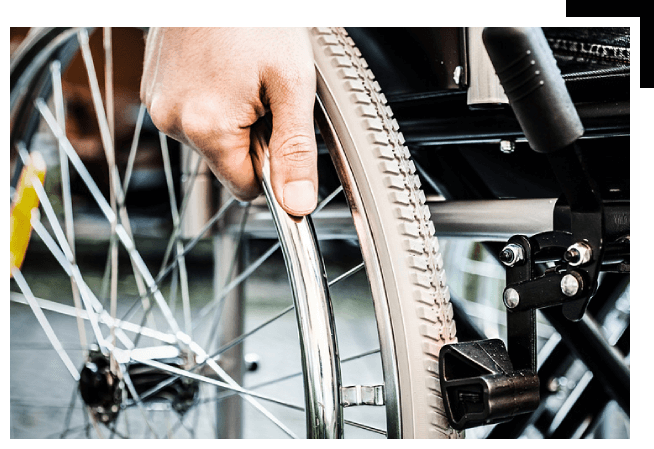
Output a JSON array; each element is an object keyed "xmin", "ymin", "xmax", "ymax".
[
  {"xmin": 453, "ymin": 66, "xmax": 463, "ymax": 85},
  {"xmin": 503, "ymin": 288, "xmax": 520, "ymax": 309},
  {"xmin": 564, "ymin": 248, "xmax": 580, "ymax": 264},
  {"xmin": 500, "ymin": 140, "xmax": 515, "ymax": 154},
  {"xmin": 499, "ymin": 243, "xmax": 525, "ymax": 267},
  {"xmin": 561, "ymin": 272, "xmax": 583, "ymax": 297},
  {"xmin": 564, "ymin": 241, "xmax": 592, "ymax": 266}
]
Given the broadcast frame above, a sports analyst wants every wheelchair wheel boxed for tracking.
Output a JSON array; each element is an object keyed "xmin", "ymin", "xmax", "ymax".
[{"xmin": 10, "ymin": 27, "xmax": 459, "ymax": 438}]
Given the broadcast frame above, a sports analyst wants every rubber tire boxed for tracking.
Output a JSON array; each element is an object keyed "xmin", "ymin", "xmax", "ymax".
[{"xmin": 311, "ymin": 27, "xmax": 460, "ymax": 439}]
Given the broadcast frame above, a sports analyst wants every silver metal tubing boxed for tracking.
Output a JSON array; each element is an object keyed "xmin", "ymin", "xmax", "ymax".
[
  {"xmin": 428, "ymin": 198, "xmax": 556, "ymax": 240},
  {"xmin": 231, "ymin": 198, "xmax": 556, "ymax": 242},
  {"xmin": 252, "ymin": 129, "xmax": 343, "ymax": 438},
  {"xmin": 466, "ymin": 27, "xmax": 509, "ymax": 107},
  {"xmin": 180, "ymin": 144, "xmax": 213, "ymax": 239},
  {"xmin": 213, "ymin": 188, "xmax": 245, "ymax": 438}
]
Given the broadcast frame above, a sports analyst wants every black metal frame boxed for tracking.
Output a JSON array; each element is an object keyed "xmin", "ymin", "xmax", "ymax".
[{"xmin": 351, "ymin": 30, "xmax": 629, "ymax": 438}]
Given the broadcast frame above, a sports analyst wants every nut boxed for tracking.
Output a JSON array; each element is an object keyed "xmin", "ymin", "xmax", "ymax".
[
  {"xmin": 499, "ymin": 243, "xmax": 525, "ymax": 267},
  {"xmin": 564, "ymin": 242, "xmax": 592, "ymax": 267}
]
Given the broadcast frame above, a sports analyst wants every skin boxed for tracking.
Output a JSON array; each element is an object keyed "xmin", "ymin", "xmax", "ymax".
[{"xmin": 141, "ymin": 27, "xmax": 317, "ymax": 216}]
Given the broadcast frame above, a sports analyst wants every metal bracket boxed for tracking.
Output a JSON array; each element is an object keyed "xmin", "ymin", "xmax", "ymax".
[
  {"xmin": 438, "ymin": 25, "xmax": 629, "ymax": 432},
  {"xmin": 440, "ymin": 215, "xmax": 628, "ymax": 430},
  {"xmin": 341, "ymin": 385, "xmax": 384, "ymax": 407}
]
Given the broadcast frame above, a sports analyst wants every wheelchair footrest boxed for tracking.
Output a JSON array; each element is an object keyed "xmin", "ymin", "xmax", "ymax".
[{"xmin": 439, "ymin": 339, "xmax": 540, "ymax": 430}]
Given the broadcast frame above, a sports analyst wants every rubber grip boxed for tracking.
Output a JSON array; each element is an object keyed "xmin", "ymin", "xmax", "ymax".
[{"xmin": 482, "ymin": 27, "xmax": 584, "ymax": 153}]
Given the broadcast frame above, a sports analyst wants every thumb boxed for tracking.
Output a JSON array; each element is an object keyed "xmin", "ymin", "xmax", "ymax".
[
  {"xmin": 269, "ymin": 122, "xmax": 318, "ymax": 217},
  {"xmin": 267, "ymin": 76, "xmax": 318, "ymax": 217}
]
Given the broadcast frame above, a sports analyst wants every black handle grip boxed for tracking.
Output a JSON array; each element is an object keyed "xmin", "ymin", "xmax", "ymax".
[{"xmin": 482, "ymin": 27, "xmax": 584, "ymax": 153}]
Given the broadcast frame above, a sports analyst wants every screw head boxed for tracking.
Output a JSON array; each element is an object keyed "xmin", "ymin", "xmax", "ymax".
[
  {"xmin": 561, "ymin": 273, "xmax": 582, "ymax": 297},
  {"xmin": 503, "ymin": 288, "xmax": 520, "ymax": 309}
]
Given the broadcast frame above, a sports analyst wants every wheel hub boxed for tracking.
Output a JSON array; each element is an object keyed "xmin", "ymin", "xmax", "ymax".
[
  {"xmin": 78, "ymin": 347, "xmax": 122, "ymax": 424},
  {"xmin": 78, "ymin": 346, "xmax": 200, "ymax": 425}
]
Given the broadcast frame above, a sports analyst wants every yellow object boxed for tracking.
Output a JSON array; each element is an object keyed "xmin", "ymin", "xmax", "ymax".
[{"xmin": 10, "ymin": 152, "xmax": 47, "ymax": 277}]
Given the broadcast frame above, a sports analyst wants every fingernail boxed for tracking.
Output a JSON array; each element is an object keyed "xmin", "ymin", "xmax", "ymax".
[{"xmin": 283, "ymin": 180, "xmax": 316, "ymax": 215}]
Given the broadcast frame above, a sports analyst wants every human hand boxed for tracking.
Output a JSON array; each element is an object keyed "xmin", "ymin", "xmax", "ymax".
[{"xmin": 141, "ymin": 27, "xmax": 317, "ymax": 216}]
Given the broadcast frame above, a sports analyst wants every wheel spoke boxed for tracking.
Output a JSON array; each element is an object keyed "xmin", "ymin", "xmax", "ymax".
[
  {"xmin": 121, "ymin": 349, "xmax": 299, "ymax": 438},
  {"xmin": 156, "ymin": 196, "xmax": 237, "ymax": 288},
  {"xmin": 216, "ymin": 348, "xmax": 381, "ymax": 402},
  {"xmin": 59, "ymin": 388, "xmax": 79, "ymax": 439},
  {"xmin": 11, "ymin": 268, "xmax": 80, "ymax": 381},
  {"xmin": 27, "ymin": 187, "xmax": 107, "ymax": 350},
  {"xmin": 344, "ymin": 420, "xmax": 386, "ymax": 436},
  {"xmin": 50, "ymin": 60, "xmax": 89, "ymax": 356},
  {"xmin": 36, "ymin": 98, "xmax": 114, "ymax": 218},
  {"xmin": 80, "ymin": 27, "xmax": 121, "ymax": 361},
  {"xmin": 192, "ymin": 240, "xmax": 281, "ymax": 331},
  {"xmin": 103, "ymin": 28, "xmax": 115, "ymax": 148},
  {"xmin": 119, "ymin": 364, "xmax": 161, "ymax": 439},
  {"xmin": 191, "ymin": 184, "xmax": 342, "ymax": 333},
  {"xmin": 159, "ymin": 132, "xmax": 192, "ymax": 337},
  {"xmin": 10, "ymin": 292, "xmax": 176, "ymax": 345},
  {"xmin": 111, "ymin": 103, "xmax": 154, "ymax": 332},
  {"xmin": 169, "ymin": 408, "xmax": 196, "ymax": 438},
  {"xmin": 202, "ymin": 355, "xmax": 299, "ymax": 438},
  {"xmin": 120, "ymin": 195, "xmax": 239, "ymax": 326},
  {"xmin": 87, "ymin": 407, "xmax": 106, "ymax": 438},
  {"xmin": 26, "ymin": 165, "xmax": 147, "ymax": 353},
  {"xmin": 38, "ymin": 98, "xmax": 184, "ymax": 337},
  {"xmin": 208, "ymin": 304, "xmax": 295, "ymax": 360},
  {"xmin": 315, "ymin": 185, "xmax": 344, "ymax": 213},
  {"xmin": 205, "ymin": 261, "xmax": 368, "ymax": 401},
  {"xmin": 122, "ymin": 104, "xmax": 147, "ymax": 196},
  {"xmin": 23, "ymin": 145, "xmax": 297, "ymax": 439},
  {"xmin": 77, "ymin": 28, "xmax": 118, "ymax": 190},
  {"xmin": 80, "ymin": 27, "xmax": 158, "ymax": 344},
  {"xmin": 328, "ymin": 261, "xmax": 365, "ymax": 287},
  {"xmin": 35, "ymin": 247, "xmax": 132, "ymax": 352},
  {"xmin": 204, "ymin": 201, "xmax": 252, "ymax": 351},
  {"xmin": 26, "ymin": 201, "xmax": 140, "ymax": 352},
  {"xmin": 130, "ymin": 357, "xmax": 304, "ymax": 414},
  {"xmin": 157, "ymin": 151, "xmax": 203, "ymax": 275}
]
